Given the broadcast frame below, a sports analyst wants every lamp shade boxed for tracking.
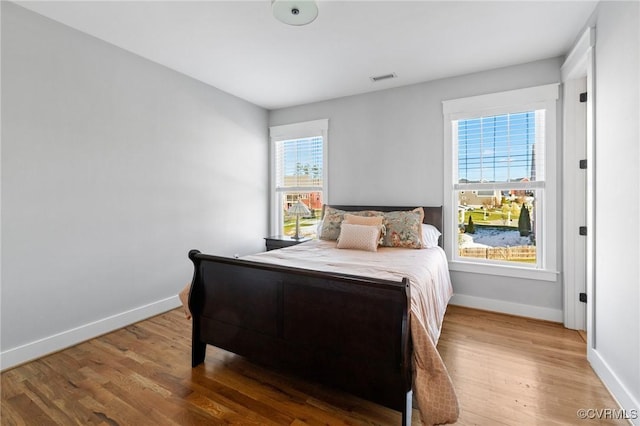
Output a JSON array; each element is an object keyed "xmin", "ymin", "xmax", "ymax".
[
  {"xmin": 289, "ymin": 200, "xmax": 311, "ymax": 216},
  {"xmin": 272, "ymin": 0, "xmax": 318, "ymax": 26}
]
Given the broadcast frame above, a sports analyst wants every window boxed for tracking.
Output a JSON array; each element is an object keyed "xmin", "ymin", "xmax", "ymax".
[
  {"xmin": 443, "ymin": 85, "xmax": 558, "ymax": 280},
  {"xmin": 270, "ymin": 119, "xmax": 328, "ymax": 238}
]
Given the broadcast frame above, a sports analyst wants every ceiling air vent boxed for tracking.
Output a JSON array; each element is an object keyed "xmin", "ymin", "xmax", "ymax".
[{"xmin": 370, "ymin": 73, "xmax": 397, "ymax": 83}]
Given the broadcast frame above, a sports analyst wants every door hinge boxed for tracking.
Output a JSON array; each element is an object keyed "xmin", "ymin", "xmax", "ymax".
[
  {"xmin": 579, "ymin": 159, "xmax": 587, "ymax": 169},
  {"xmin": 579, "ymin": 292, "xmax": 587, "ymax": 303},
  {"xmin": 579, "ymin": 92, "xmax": 588, "ymax": 103},
  {"xmin": 579, "ymin": 226, "xmax": 587, "ymax": 236}
]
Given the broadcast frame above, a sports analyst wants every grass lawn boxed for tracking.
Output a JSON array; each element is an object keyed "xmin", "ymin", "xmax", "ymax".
[{"xmin": 464, "ymin": 209, "xmax": 521, "ymax": 226}]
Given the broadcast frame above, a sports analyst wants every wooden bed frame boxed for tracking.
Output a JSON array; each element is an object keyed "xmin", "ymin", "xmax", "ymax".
[{"xmin": 188, "ymin": 206, "xmax": 443, "ymax": 425}]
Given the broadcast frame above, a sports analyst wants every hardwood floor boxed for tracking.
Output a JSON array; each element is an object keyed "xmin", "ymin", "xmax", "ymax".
[{"xmin": 1, "ymin": 305, "xmax": 626, "ymax": 425}]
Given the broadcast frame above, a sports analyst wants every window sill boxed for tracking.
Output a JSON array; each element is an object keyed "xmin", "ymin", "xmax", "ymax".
[{"xmin": 449, "ymin": 260, "xmax": 559, "ymax": 282}]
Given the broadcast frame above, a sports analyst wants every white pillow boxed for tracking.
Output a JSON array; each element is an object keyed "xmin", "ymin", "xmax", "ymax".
[
  {"xmin": 421, "ymin": 224, "xmax": 442, "ymax": 248},
  {"xmin": 337, "ymin": 224, "xmax": 380, "ymax": 252}
]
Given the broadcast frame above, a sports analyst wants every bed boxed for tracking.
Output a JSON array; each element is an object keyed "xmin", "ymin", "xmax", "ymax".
[{"xmin": 185, "ymin": 205, "xmax": 459, "ymax": 425}]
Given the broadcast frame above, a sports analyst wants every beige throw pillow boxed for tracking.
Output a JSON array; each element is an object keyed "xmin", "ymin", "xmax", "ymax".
[
  {"xmin": 336, "ymin": 224, "xmax": 380, "ymax": 252},
  {"xmin": 343, "ymin": 214, "xmax": 384, "ymax": 227}
]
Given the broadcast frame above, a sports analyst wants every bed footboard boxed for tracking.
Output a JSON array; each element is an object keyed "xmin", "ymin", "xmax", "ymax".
[{"xmin": 188, "ymin": 249, "xmax": 413, "ymax": 419}]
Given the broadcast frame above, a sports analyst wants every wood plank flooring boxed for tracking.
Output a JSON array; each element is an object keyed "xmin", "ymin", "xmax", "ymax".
[{"xmin": 1, "ymin": 305, "xmax": 626, "ymax": 425}]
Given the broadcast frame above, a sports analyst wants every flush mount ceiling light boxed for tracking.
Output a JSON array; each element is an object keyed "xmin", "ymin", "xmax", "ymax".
[{"xmin": 272, "ymin": 0, "xmax": 318, "ymax": 26}]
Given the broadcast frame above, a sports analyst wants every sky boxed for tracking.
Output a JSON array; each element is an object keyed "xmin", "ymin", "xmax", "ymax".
[{"xmin": 457, "ymin": 111, "xmax": 540, "ymax": 183}]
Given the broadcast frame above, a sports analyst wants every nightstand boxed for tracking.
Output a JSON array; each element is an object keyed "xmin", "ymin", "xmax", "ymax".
[{"xmin": 264, "ymin": 235, "xmax": 311, "ymax": 251}]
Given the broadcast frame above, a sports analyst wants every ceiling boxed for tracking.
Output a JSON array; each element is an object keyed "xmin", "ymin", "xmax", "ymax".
[{"xmin": 17, "ymin": 1, "xmax": 598, "ymax": 110}]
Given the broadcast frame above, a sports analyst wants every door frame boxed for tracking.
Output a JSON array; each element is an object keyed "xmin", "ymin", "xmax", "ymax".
[{"xmin": 560, "ymin": 28, "xmax": 595, "ymax": 343}]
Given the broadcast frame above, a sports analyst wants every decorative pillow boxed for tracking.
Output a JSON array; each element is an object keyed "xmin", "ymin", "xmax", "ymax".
[
  {"xmin": 318, "ymin": 206, "xmax": 382, "ymax": 240},
  {"xmin": 343, "ymin": 213, "xmax": 384, "ymax": 227},
  {"xmin": 336, "ymin": 224, "xmax": 380, "ymax": 252},
  {"xmin": 318, "ymin": 206, "xmax": 347, "ymax": 240},
  {"xmin": 421, "ymin": 224, "xmax": 442, "ymax": 248},
  {"xmin": 380, "ymin": 207, "xmax": 425, "ymax": 249},
  {"xmin": 343, "ymin": 214, "xmax": 385, "ymax": 244}
]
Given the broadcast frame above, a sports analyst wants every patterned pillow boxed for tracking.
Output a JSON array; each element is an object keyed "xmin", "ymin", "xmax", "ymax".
[
  {"xmin": 318, "ymin": 206, "xmax": 347, "ymax": 240},
  {"xmin": 336, "ymin": 224, "xmax": 380, "ymax": 252},
  {"xmin": 380, "ymin": 207, "xmax": 425, "ymax": 249}
]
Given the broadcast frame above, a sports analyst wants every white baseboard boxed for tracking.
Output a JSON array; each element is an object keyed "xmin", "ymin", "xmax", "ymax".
[
  {"xmin": 0, "ymin": 295, "xmax": 182, "ymax": 371},
  {"xmin": 589, "ymin": 348, "xmax": 640, "ymax": 426},
  {"xmin": 450, "ymin": 293, "xmax": 564, "ymax": 323}
]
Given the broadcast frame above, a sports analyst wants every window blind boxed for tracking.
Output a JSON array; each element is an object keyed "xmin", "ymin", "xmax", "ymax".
[
  {"xmin": 455, "ymin": 110, "xmax": 545, "ymax": 187},
  {"xmin": 275, "ymin": 136, "xmax": 324, "ymax": 191}
]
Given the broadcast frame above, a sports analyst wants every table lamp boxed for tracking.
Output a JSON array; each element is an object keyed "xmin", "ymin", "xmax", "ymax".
[{"xmin": 288, "ymin": 200, "xmax": 311, "ymax": 239}]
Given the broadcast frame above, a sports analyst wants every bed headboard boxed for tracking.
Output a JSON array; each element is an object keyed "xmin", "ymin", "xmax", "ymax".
[{"xmin": 324, "ymin": 205, "xmax": 444, "ymax": 248}]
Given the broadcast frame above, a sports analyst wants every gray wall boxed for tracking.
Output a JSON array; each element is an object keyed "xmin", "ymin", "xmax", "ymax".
[
  {"xmin": 592, "ymin": 0, "xmax": 640, "ymax": 416},
  {"xmin": 270, "ymin": 57, "xmax": 564, "ymax": 316},
  {"xmin": 1, "ymin": 2, "xmax": 268, "ymax": 365}
]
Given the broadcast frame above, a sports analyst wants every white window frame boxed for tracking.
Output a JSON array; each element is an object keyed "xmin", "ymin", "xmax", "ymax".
[
  {"xmin": 269, "ymin": 119, "xmax": 329, "ymax": 236},
  {"xmin": 443, "ymin": 84, "xmax": 559, "ymax": 281}
]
